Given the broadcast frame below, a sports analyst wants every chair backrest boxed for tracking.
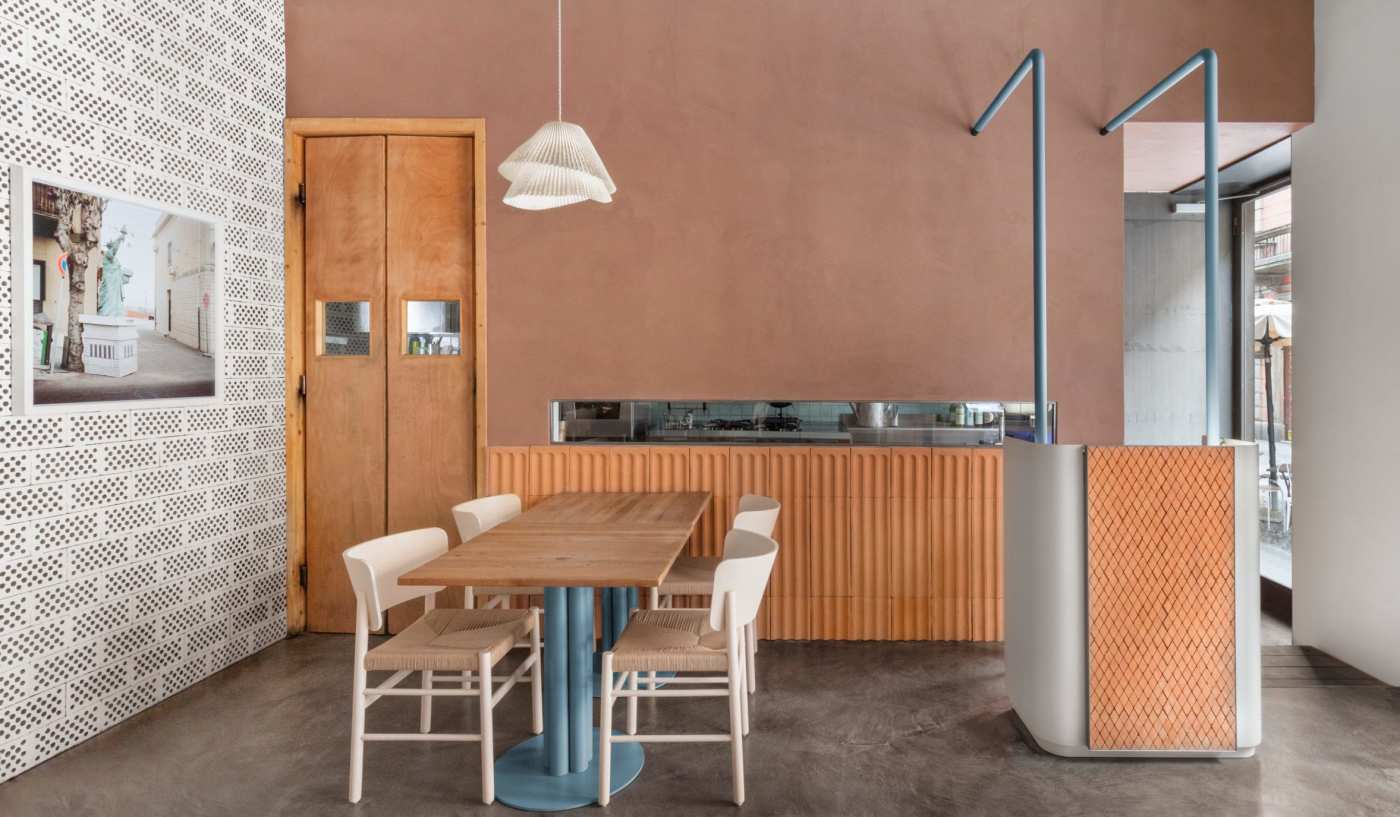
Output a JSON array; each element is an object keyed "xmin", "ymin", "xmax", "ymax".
[
  {"xmin": 726, "ymin": 495, "xmax": 780, "ymax": 556},
  {"xmin": 708, "ymin": 529, "xmax": 779, "ymax": 633},
  {"xmin": 452, "ymin": 494, "xmax": 522, "ymax": 543},
  {"xmin": 342, "ymin": 528, "xmax": 448, "ymax": 631}
]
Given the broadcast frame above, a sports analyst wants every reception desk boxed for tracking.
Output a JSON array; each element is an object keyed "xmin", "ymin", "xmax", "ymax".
[{"xmin": 1004, "ymin": 440, "xmax": 1261, "ymax": 757}]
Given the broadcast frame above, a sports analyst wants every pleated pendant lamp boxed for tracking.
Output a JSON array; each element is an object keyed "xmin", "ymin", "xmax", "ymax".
[{"xmin": 499, "ymin": 0, "xmax": 616, "ymax": 210}]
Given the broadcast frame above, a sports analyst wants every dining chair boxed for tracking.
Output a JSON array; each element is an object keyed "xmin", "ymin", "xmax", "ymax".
[
  {"xmin": 342, "ymin": 527, "xmax": 543, "ymax": 805},
  {"xmin": 599, "ymin": 528, "xmax": 779, "ymax": 806},
  {"xmin": 649, "ymin": 495, "xmax": 780, "ymax": 692},
  {"xmin": 452, "ymin": 494, "xmax": 545, "ymax": 608}
]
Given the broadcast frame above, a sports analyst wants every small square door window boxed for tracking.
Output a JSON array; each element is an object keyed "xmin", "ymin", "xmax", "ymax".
[
  {"xmin": 404, "ymin": 300, "xmax": 461, "ymax": 356},
  {"xmin": 321, "ymin": 301, "xmax": 371, "ymax": 356}
]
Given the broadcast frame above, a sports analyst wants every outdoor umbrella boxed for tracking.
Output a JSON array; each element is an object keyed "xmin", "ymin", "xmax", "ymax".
[{"xmin": 1254, "ymin": 300, "xmax": 1293, "ymax": 484}]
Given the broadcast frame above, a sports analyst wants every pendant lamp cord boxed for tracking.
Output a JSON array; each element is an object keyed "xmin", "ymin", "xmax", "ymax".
[{"xmin": 556, "ymin": 0, "xmax": 563, "ymax": 121}]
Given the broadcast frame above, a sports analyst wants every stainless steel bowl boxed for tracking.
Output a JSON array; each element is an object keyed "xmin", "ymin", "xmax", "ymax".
[{"xmin": 849, "ymin": 401, "xmax": 899, "ymax": 428}]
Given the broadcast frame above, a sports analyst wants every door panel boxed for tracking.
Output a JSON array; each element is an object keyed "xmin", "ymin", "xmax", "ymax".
[
  {"xmin": 385, "ymin": 135, "xmax": 476, "ymax": 629},
  {"xmin": 304, "ymin": 135, "xmax": 387, "ymax": 633}
]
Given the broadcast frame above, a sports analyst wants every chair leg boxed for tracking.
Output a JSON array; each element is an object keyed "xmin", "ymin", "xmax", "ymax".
[
  {"xmin": 728, "ymin": 651, "xmax": 746, "ymax": 805},
  {"xmin": 348, "ymin": 665, "xmax": 366, "ymax": 803},
  {"xmin": 746, "ymin": 622, "xmax": 757, "ymax": 693},
  {"xmin": 626, "ymin": 672, "xmax": 638, "ymax": 735},
  {"xmin": 739, "ymin": 656, "xmax": 750, "ymax": 736},
  {"xmin": 644, "ymin": 591, "xmax": 659, "ymax": 689},
  {"xmin": 530, "ymin": 609, "xmax": 544, "ymax": 734},
  {"xmin": 599, "ymin": 652, "xmax": 615, "ymax": 806},
  {"xmin": 419, "ymin": 670, "xmax": 433, "ymax": 733},
  {"xmin": 478, "ymin": 651, "xmax": 495, "ymax": 805},
  {"xmin": 465, "ymin": 587, "xmax": 476, "ymax": 609}
]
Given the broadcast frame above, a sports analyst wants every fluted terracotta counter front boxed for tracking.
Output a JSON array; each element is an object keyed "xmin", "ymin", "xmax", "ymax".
[{"xmin": 486, "ymin": 445, "xmax": 1004, "ymax": 642}]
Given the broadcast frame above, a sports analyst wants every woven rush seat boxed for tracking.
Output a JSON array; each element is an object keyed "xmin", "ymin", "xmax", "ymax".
[
  {"xmin": 365, "ymin": 608, "xmax": 530, "ymax": 672},
  {"xmin": 610, "ymin": 609, "xmax": 727, "ymax": 673},
  {"xmin": 657, "ymin": 556, "xmax": 720, "ymax": 596}
]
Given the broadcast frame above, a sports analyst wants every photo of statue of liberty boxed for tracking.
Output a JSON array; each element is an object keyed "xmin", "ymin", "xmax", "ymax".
[
  {"xmin": 31, "ymin": 179, "xmax": 218, "ymax": 405},
  {"xmin": 97, "ymin": 225, "xmax": 133, "ymax": 317}
]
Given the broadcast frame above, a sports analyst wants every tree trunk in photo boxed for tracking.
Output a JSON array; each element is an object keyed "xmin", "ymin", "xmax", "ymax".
[{"xmin": 52, "ymin": 190, "xmax": 105, "ymax": 373}]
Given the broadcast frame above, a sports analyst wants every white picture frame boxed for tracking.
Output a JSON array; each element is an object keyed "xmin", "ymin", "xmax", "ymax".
[{"xmin": 9, "ymin": 164, "xmax": 224, "ymax": 415}]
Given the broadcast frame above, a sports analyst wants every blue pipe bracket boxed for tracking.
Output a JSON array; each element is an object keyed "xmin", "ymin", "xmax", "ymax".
[
  {"xmin": 971, "ymin": 49, "xmax": 1049, "ymax": 444},
  {"xmin": 1101, "ymin": 49, "xmax": 1221, "ymax": 443}
]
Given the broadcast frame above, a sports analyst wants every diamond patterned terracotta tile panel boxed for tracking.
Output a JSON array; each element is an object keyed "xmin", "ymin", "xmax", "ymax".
[{"xmin": 1086, "ymin": 446, "xmax": 1236, "ymax": 751}]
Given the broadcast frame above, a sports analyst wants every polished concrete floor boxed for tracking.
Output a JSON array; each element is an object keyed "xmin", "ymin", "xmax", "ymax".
[{"xmin": 1, "ymin": 633, "xmax": 1397, "ymax": 817}]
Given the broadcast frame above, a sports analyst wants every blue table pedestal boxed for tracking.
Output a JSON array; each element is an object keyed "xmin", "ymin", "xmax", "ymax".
[
  {"xmin": 494, "ymin": 730, "xmax": 644, "ymax": 812},
  {"xmin": 492, "ymin": 586, "xmax": 645, "ymax": 812}
]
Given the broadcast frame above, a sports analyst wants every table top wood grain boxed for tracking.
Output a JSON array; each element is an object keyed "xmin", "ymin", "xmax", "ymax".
[{"xmin": 399, "ymin": 492, "xmax": 711, "ymax": 588}]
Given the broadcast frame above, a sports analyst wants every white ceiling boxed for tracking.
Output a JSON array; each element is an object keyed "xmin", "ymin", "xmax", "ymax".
[{"xmin": 1122, "ymin": 122, "xmax": 1304, "ymax": 192}]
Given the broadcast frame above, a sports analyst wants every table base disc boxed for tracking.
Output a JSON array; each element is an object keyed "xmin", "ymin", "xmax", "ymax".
[{"xmin": 494, "ymin": 729, "xmax": 644, "ymax": 812}]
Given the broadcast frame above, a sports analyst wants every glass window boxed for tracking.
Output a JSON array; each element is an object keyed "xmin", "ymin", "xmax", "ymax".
[
  {"xmin": 321, "ymin": 301, "xmax": 371, "ymax": 356},
  {"xmin": 1250, "ymin": 185, "xmax": 1292, "ymax": 588},
  {"xmin": 403, "ymin": 300, "xmax": 461, "ymax": 356}
]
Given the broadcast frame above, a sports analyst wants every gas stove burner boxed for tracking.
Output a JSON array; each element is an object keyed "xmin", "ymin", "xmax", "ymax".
[
  {"xmin": 762, "ymin": 415, "xmax": 802, "ymax": 432},
  {"xmin": 706, "ymin": 419, "xmax": 755, "ymax": 431}
]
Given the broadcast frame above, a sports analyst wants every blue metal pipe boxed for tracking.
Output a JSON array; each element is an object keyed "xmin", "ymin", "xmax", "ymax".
[
  {"xmin": 600, "ymin": 587, "xmax": 614, "ymax": 651},
  {"xmin": 1100, "ymin": 49, "xmax": 1221, "ymax": 442},
  {"xmin": 565, "ymin": 586, "xmax": 593, "ymax": 773},
  {"xmin": 1203, "ymin": 50, "xmax": 1221, "ymax": 443},
  {"xmin": 610, "ymin": 587, "xmax": 629, "ymax": 645},
  {"xmin": 970, "ymin": 52, "xmax": 1035, "ymax": 136},
  {"xmin": 542, "ymin": 586, "xmax": 569, "ymax": 775},
  {"xmin": 971, "ymin": 49, "xmax": 1049, "ymax": 444}
]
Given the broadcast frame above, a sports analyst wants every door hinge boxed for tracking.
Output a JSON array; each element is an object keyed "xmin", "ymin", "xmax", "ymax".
[
  {"xmin": 295, "ymin": 182, "xmax": 306, "ymax": 208},
  {"xmin": 298, "ymin": 563, "xmax": 308, "ymax": 589},
  {"xmin": 298, "ymin": 374, "xmax": 307, "ymax": 399}
]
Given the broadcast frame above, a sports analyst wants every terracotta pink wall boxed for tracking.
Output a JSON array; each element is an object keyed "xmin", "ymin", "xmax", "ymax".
[{"xmin": 284, "ymin": 0, "xmax": 1313, "ymax": 446}]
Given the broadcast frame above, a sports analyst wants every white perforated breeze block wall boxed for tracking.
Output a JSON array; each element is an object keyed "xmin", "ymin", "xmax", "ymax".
[{"xmin": 0, "ymin": 0, "xmax": 286, "ymax": 781}]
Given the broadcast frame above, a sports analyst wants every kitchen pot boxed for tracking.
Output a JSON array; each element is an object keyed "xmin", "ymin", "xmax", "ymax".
[{"xmin": 849, "ymin": 401, "xmax": 899, "ymax": 428}]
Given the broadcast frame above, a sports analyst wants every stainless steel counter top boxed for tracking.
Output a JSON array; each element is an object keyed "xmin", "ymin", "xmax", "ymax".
[{"xmin": 575, "ymin": 425, "xmax": 1004, "ymax": 447}]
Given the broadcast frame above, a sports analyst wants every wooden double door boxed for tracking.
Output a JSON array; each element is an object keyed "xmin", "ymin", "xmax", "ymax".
[{"xmin": 302, "ymin": 134, "xmax": 477, "ymax": 633}]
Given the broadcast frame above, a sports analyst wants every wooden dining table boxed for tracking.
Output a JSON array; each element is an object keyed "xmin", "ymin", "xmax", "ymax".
[{"xmin": 399, "ymin": 490, "xmax": 710, "ymax": 812}]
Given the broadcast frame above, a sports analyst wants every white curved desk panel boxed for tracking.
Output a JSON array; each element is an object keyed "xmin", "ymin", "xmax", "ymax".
[{"xmin": 1004, "ymin": 439, "xmax": 1261, "ymax": 758}]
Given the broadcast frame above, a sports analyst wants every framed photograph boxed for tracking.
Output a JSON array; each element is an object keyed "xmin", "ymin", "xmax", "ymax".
[{"xmin": 9, "ymin": 165, "xmax": 223, "ymax": 413}]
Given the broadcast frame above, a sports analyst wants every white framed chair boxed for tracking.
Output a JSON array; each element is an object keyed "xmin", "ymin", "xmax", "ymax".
[
  {"xmin": 452, "ymin": 494, "xmax": 545, "ymax": 608},
  {"xmin": 600, "ymin": 528, "xmax": 779, "ymax": 806},
  {"xmin": 649, "ymin": 495, "xmax": 780, "ymax": 692},
  {"xmin": 343, "ymin": 527, "xmax": 543, "ymax": 805}
]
